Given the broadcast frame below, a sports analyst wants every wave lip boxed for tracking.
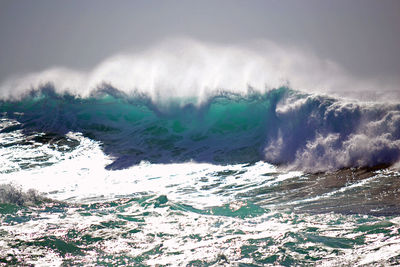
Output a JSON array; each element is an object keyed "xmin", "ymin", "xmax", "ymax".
[{"xmin": 1, "ymin": 85, "xmax": 400, "ymax": 171}]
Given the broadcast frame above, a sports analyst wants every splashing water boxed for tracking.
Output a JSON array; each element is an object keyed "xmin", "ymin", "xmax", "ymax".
[{"xmin": 1, "ymin": 39, "xmax": 400, "ymax": 266}]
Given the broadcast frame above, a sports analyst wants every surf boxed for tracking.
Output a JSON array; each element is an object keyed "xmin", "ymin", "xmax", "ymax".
[{"xmin": 1, "ymin": 84, "xmax": 399, "ymax": 171}]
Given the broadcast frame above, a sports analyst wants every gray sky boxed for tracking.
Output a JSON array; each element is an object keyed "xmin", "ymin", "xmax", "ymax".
[{"xmin": 1, "ymin": 0, "xmax": 399, "ymax": 84}]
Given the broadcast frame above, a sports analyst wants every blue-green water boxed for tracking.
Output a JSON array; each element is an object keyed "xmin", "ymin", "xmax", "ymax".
[{"xmin": 1, "ymin": 87, "xmax": 400, "ymax": 266}]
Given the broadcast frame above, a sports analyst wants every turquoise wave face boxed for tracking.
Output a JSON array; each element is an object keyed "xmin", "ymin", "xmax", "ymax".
[
  {"xmin": 0, "ymin": 86, "xmax": 283, "ymax": 169},
  {"xmin": 1, "ymin": 85, "xmax": 400, "ymax": 170}
]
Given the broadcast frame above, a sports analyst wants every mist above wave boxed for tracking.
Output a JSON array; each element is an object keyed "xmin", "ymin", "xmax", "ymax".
[{"xmin": 1, "ymin": 38, "xmax": 399, "ymax": 103}]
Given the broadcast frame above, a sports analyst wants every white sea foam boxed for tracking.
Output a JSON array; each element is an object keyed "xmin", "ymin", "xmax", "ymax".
[{"xmin": 0, "ymin": 130, "xmax": 296, "ymax": 208}]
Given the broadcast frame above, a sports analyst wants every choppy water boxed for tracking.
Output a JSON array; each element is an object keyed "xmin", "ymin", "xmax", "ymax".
[{"xmin": 1, "ymin": 86, "xmax": 400, "ymax": 266}]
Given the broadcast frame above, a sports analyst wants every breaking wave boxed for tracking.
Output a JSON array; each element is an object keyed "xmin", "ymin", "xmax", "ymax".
[{"xmin": 1, "ymin": 85, "xmax": 399, "ymax": 171}]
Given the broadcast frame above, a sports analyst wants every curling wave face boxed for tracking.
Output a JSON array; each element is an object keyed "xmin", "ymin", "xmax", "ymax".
[{"xmin": 1, "ymin": 85, "xmax": 399, "ymax": 171}]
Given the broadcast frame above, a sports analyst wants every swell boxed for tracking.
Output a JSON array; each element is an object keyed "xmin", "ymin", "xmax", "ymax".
[{"xmin": 1, "ymin": 85, "xmax": 400, "ymax": 171}]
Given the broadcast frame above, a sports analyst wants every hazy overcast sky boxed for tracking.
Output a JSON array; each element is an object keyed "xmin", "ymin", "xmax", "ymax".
[{"xmin": 0, "ymin": 0, "xmax": 399, "ymax": 83}]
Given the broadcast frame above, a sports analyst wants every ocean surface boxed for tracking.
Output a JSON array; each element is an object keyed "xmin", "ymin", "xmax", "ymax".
[{"xmin": 1, "ymin": 86, "xmax": 400, "ymax": 266}]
